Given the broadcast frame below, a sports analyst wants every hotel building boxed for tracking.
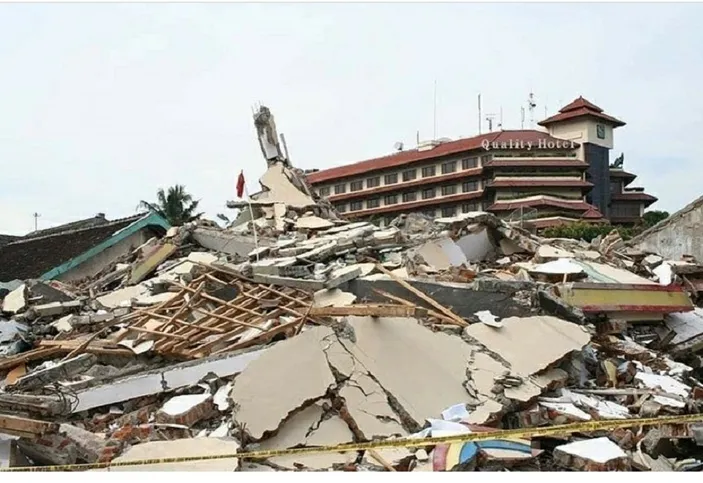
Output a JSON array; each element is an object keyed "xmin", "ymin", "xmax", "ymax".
[{"xmin": 306, "ymin": 97, "xmax": 657, "ymax": 228}]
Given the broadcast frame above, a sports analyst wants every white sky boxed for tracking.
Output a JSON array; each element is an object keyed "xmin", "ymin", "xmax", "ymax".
[{"xmin": 1, "ymin": 3, "xmax": 701, "ymax": 235}]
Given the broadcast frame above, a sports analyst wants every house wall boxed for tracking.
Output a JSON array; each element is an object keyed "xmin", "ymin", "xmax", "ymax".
[
  {"xmin": 56, "ymin": 229, "xmax": 153, "ymax": 283},
  {"xmin": 632, "ymin": 198, "xmax": 703, "ymax": 262}
]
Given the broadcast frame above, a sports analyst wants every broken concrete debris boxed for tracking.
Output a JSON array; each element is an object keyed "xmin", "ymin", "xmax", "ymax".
[{"xmin": 2, "ymin": 108, "xmax": 703, "ymax": 471}]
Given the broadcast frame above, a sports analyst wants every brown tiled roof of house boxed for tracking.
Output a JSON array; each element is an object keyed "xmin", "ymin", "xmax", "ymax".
[
  {"xmin": 612, "ymin": 192, "xmax": 658, "ymax": 205},
  {"xmin": 539, "ymin": 96, "xmax": 626, "ymax": 128},
  {"xmin": 0, "ymin": 214, "xmax": 146, "ymax": 282},
  {"xmin": 609, "ymin": 169, "xmax": 638, "ymax": 186},
  {"xmin": 22, "ymin": 214, "xmax": 110, "ymax": 240},
  {"xmin": 307, "ymin": 130, "xmax": 578, "ymax": 184},
  {"xmin": 0, "ymin": 235, "xmax": 20, "ymax": 247}
]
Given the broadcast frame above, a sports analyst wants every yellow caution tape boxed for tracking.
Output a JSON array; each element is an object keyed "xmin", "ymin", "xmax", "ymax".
[{"xmin": 4, "ymin": 413, "xmax": 703, "ymax": 472}]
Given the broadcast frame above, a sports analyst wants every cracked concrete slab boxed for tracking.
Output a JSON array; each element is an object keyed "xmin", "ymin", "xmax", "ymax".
[
  {"xmin": 103, "ymin": 438, "xmax": 240, "ymax": 471},
  {"xmin": 339, "ymin": 372, "xmax": 407, "ymax": 440},
  {"xmin": 257, "ymin": 401, "xmax": 355, "ymax": 470},
  {"xmin": 337, "ymin": 317, "xmax": 474, "ymax": 428},
  {"xmin": 230, "ymin": 326, "xmax": 336, "ymax": 440},
  {"xmin": 464, "ymin": 316, "xmax": 590, "ymax": 377}
]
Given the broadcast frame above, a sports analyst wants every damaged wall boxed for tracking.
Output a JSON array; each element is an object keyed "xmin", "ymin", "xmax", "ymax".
[{"xmin": 629, "ymin": 195, "xmax": 703, "ymax": 262}]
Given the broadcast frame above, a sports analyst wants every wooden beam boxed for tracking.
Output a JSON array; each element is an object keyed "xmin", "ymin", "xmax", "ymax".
[
  {"xmin": 373, "ymin": 264, "xmax": 467, "ymax": 327},
  {"xmin": 309, "ymin": 304, "xmax": 428, "ymax": 318},
  {"xmin": 0, "ymin": 414, "xmax": 59, "ymax": 439},
  {"xmin": 372, "ymin": 289, "xmax": 458, "ymax": 325}
]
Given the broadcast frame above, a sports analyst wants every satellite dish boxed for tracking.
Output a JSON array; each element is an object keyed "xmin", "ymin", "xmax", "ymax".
[{"xmin": 394, "ymin": 142, "xmax": 404, "ymax": 151}]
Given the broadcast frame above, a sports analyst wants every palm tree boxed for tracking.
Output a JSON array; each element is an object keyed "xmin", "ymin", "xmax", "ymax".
[{"xmin": 138, "ymin": 185, "xmax": 204, "ymax": 226}]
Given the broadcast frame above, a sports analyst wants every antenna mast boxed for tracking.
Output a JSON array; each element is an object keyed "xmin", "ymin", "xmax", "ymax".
[
  {"xmin": 477, "ymin": 94, "xmax": 482, "ymax": 135},
  {"xmin": 499, "ymin": 107, "xmax": 503, "ymax": 130},
  {"xmin": 433, "ymin": 80, "xmax": 437, "ymax": 141},
  {"xmin": 520, "ymin": 107, "xmax": 525, "ymax": 129},
  {"xmin": 485, "ymin": 114, "xmax": 496, "ymax": 132},
  {"xmin": 527, "ymin": 92, "xmax": 537, "ymax": 128},
  {"xmin": 33, "ymin": 212, "xmax": 41, "ymax": 232}
]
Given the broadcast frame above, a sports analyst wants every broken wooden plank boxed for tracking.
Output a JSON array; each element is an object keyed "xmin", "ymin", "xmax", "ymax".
[
  {"xmin": 0, "ymin": 348, "xmax": 63, "ymax": 372},
  {"xmin": 129, "ymin": 243, "xmax": 179, "ymax": 284},
  {"xmin": 309, "ymin": 304, "xmax": 428, "ymax": 318},
  {"xmin": 0, "ymin": 414, "xmax": 59, "ymax": 439},
  {"xmin": 374, "ymin": 264, "xmax": 467, "ymax": 327},
  {"xmin": 372, "ymin": 289, "xmax": 459, "ymax": 326}
]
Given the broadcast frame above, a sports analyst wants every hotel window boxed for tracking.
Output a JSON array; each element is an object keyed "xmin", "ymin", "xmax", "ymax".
[
  {"xmin": 422, "ymin": 166, "xmax": 436, "ymax": 178},
  {"xmin": 349, "ymin": 200, "xmax": 363, "ymax": 211},
  {"xmin": 441, "ymin": 206, "xmax": 457, "ymax": 217},
  {"xmin": 462, "ymin": 202, "xmax": 478, "ymax": 213},
  {"xmin": 366, "ymin": 176, "xmax": 380, "ymax": 188},
  {"xmin": 334, "ymin": 183, "xmax": 346, "ymax": 195},
  {"xmin": 423, "ymin": 209, "xmax": 436, "ymax": 218},
  {"xmin": 334, "ymin": 203, "xmax": 347, "ymax": 213},
  {"xmin": 402, "ymin": 169, "xmax": 417, "ymax": 182},
  {"xmin": 319, "ymin": 186, "xmax": 330, "ymax": 197},
  {"xmin": 462, "ymin": 181, "xmax": 479, "ymax": 193},
  {"xmin": 480, "ymin": 155, "xmax": 491, "ymax": 165},
  {"xmin": 441, "ymin": 161, "xmax": 457, "ymax": 174},
  {"xmin": 462, "ymin": 157, "xmax": 478, "ymax": 170},
  {"xmin": 384, "ymin": 173, "xmax": 398, "ymax": 185},
  {"xmin": 367, "ymin": 198, "xmax": 380, "ymax": 209},
  {"xmin": 441, "ymin": 185, "xmax": 457, "ymax": 196},
  {"xmin": 350, "ymin": 180, "xmax": 364, "ymax": 192},
  {"xmin": 384, "ymin": 194, "xmax": 398, "ymax": 205},
  {"xmin": 402, "ymin": 192, "xmax": 417, "ymax": 203},
  {"xmin": 422, "ymin": 188, "xmax": 436, "ymax": 200}
]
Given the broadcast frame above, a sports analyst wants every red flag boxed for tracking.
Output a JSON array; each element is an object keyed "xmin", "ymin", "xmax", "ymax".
[{"xmin": 236, "ymin": 170, "xmax": 245, "ymax": 198}]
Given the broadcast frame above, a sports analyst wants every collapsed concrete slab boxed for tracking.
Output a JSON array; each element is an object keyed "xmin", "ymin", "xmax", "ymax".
[
  {"xmin": 229, "ymin": 327, "xmax": 336, "ymax": 440},
  {"xmin": 2, "ymin": 284, "xmax": 26, "ymax": 314},
  {"xmin": 104, "ymin": 438, "xmax": 240, "ymax": 471},
  {"xmin": 464, "ymin": 315, "xmax": 591, "ymax": 376},
  {"xmin": 256, "ymin": 401, "xmax": 355, "ymax": 470},
  {"xmin": 337, "ymin": 317, "xmax": 474, "ymax": 429},
  {"xmin": 192, "ymin": 228, "xmax": 267, "ymax": 259},
  {"xmin": 96, "ymin": 285, "xmax": 149, "ymax": 309}
]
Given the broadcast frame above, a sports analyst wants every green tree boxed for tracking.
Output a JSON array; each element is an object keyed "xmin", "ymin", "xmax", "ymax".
[
  {"xmin": 642, "ymin": 210, "xmax": 669, "ymax": 228},
  {"xmin": 138, "ymin": 185, "xmax": 203, "ymax": 226}
]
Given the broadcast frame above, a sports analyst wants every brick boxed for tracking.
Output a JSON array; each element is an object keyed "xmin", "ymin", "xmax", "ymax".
[{"xmin": 155, "ymin": 394, "xmax": 215, "ymax": 427}]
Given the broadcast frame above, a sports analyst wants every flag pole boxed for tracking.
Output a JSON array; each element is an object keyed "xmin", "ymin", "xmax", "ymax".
[{"xmin": 242, "ymin": 176, "xmax": 260, "ymax": 262}]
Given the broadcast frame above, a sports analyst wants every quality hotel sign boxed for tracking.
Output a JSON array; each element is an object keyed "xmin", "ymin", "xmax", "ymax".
[{"xmin": 481, "ymin": 139, "xmax": 577, "ymax": 151}]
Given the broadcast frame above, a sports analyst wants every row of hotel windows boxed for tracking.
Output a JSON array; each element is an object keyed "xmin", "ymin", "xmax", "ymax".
[
  {"xmin": 376, "ymin": 203, "xmax": 483, "ymax": 225},
  {"xmin": 319, "ymin": 156, "xmax": 490, "ymax": 196},
  {"xmin": 333, "ymin": 181, "xmax": 481, "ymax": 213}
]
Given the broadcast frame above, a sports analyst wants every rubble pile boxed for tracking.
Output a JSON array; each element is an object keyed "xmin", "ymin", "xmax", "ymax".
[{"xmin": 1, "ymin": 107, "xmax": 703, "ymax": 472}]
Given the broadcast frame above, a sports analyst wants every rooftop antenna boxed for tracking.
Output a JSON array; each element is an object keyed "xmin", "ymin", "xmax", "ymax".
[
  {"xmin": 33, "ymin": 212, "xmax": 41, "ymax": 232},
  {"xmin": 498, "ymin": 107, "xmax": 503, "ymax": 130},
  {"xmin": 485, "ymin": 114, "xmax": 496, "ymax": 132},
  {"xmin": 433, "ymin": 80, "xmax": 438, "ymax": 141},
  {"xmin": 477, "ymin": 94, "xmax": 482, "ymax": 135},
  {"xmin": 527, "ymin": 92, "xmax": 537, "ymax": 128},
  {"xmin": 520, "ymin": 107, "xmax": 525, "ymax": 129},
  {"xmin": 416, "ymin": 130, "xmax": 420, "ymax": 146}
]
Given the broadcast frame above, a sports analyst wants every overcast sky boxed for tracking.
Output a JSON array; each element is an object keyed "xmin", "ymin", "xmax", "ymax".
[{"xmin": 1, "ymin": 3, "xmax": 701, "ymax": 235}]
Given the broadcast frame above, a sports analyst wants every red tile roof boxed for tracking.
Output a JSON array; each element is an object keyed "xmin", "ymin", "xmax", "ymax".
[
  {"xmin": 612, "ymin": 192, "xmax": 658, "ymax": 204},
  {"xmin": 326, "ymin": 168, "xmax": 483, "ymax": 202},
  {"xmin": 485, "ymin": 159, "xmax": 588, "ymax": 168},
  {"xmin": 539, "ymin": 96, "xmax": 626, "ymax": 128},
  {"xmin": 487, "ymin": 179, "xmax": 593, "ymax": 188},
  {"xmin": 488, "ymin": 198, "xmax": 597, "ymax": 213},
  {"xmin": 609, "ymin": 169, "xmax": 637, "ymax": 186},
  {"xmin": 529, "ymin": 217, "xmax": 606, "ymax": 229},
  {"xmin": 581, "ymin": 206, "xmax": 605, "ymax": 219},
  {"xmin": 307, "ymin": 130, "xmax": 577, "ymax": 184}
]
